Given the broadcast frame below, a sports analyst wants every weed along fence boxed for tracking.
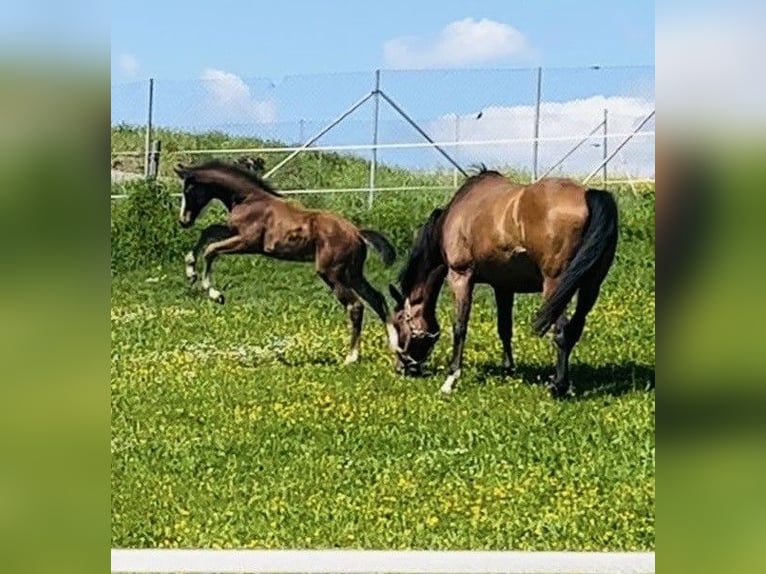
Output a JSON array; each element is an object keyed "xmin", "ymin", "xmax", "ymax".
[{"xmin": 111, "ymin": 65, "xmax": 655, "ymax": 204}]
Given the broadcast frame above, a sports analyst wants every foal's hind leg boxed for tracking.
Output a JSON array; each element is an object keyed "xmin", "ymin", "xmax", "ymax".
[
  {"xmin": 351, "ymin": 275, "xmax": 398, "ymax": 352},
  {"xmin": 319, "ymin": 272, "xmax": 364, "ymax": 365},
  {"xmin": 493, "ymin": 288, "xmax": 515, "ymax": 373},
  {"xmin": 186, "ymin": 225, "xmax": 234, "ymax": 284}
]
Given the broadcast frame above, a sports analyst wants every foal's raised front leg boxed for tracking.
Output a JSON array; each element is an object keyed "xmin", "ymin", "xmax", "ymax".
[
  {"xmin": 185, "ymin": 224, "xmax": 235, "ymax": 284},
  {"xmin": 441, "ymin": 268, "xmax": 475, "ymax": 394},
  {"xmin": 201, "ymin": 234, "xmax": 245, "ymax": 304}
]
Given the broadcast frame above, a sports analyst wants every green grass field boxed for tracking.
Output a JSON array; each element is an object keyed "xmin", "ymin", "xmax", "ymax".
[{"xmin": 111, "ymin": 181, "xmax": 654, "ymax": 551}]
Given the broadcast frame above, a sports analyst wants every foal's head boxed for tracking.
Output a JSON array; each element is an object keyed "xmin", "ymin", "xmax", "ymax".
[{"xmin": 174, "ymin": 163, "xmax": 213, "ymax": 228}]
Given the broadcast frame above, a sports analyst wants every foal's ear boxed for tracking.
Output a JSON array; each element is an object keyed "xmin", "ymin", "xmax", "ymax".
[
  {"xmin": 389, "ymin": 284, "xmax": 404, "ymax": 307},
  {"xmin": 173, "ymin": 163, "xmax": 188, "ymax": 179}
]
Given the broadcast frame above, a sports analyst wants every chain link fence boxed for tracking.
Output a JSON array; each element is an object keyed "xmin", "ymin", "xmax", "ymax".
[{"xmin": 111, "ymin": 65, "xmax": 654, "ymax": 194}]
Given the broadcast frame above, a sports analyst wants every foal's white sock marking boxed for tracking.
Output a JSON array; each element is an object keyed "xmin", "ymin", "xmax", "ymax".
[
  {"xmin": 201, "ymin": 277, "xmax": 211, "ymax": 290},
  {"xmin": 184, "ymin": 253, "xmax": 197, "ymax": 279},
  {"xmin": 440, "ymin": 369, "xmax": 461, "ymax": 394},
  {"xmin": 386, "ymin": 323, "xmax": 398, "ymax": 351},
  {"xmin": 208, "ymin": 287, "xmax": 222, "ymax": 301}
]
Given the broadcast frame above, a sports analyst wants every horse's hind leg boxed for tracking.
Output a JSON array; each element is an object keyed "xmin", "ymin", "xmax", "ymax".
[
  {"xmin": 493, "ymin": 288, "xmax": 515, "ymax": 373},
  {"xmin": 319, "ymin": 272, "xmax": 364, "ymax": 365},
  {"xmin": 548, "ymin": 277, "xmax": 602, "ymax": 398},
  {"xmin": 351, "ymin": 274, "xmax": 398, "ymax": 352}
]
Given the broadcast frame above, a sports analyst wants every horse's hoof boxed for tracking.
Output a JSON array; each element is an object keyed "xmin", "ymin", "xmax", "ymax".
[
  {"xmin": 501, "ymin": 363, "xmax": 516, "ymax": 376},
  {"xmin": 214, "ymin": 294, "xmax": 225, "ymax": 304},
  {"xmin": 549, "ymin": 381, "xmax": 571, "ymax": 399}
]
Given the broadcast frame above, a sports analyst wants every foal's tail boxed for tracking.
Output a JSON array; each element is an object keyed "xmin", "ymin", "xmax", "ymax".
[
  {"xmin": 532, "ymin": 189, "xmax": 619, "ymax": 336},
  {"xmin": 359, "ymin": 229, "xmax": 397, "ymax": 267}
]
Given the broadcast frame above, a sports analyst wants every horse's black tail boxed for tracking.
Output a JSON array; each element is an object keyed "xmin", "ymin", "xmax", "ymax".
[
  {"xmin": 532, "ymin": 188, "xmax": 619, "ymax": 336},
  {"xmin": 360, "ymin": 229, "xmax": 397, "ymax": 267}
]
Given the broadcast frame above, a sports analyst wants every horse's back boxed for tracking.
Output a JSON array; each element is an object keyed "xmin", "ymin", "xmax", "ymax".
[{"xmin": 441, "ymin": 175, "xmax": 590, "ymax": 287}]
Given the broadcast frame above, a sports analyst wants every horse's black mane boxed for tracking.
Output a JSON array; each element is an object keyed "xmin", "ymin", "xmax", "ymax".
[
  {"xmin": 398, "ymin": 207, "xmax": 445, "ymax": 295},
  {"xmin": 189, "ymin": 159, "xmax": 283, "ymax": 197},
  {"xmin": 397, "ymin": 164, "xmax": 503, "ymax": 294}
]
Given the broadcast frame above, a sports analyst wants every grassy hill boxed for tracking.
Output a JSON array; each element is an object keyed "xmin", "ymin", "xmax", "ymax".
[{"xmin": 111, "ymin": 124, "xmax": 458, "ymax": 192}]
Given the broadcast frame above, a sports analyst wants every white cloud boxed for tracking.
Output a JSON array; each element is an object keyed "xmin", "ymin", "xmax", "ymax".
[
  {"xmin": 657, "ymin": 10, "xmax": 766, "ymax": 130},
  {"xmin": 119, "ymin": 53, "xmax": 139, "ymax": 77},
  {"xmin": 427, "ymin": 95, "xmax": 655, "ymax": 177},
  {"xmin": 383, "ymin": 18, "xmax": 529, "ymax": 69},
  {"xmin": 200, "ymin": 68, "xmax": 276, "ymax": 124}
]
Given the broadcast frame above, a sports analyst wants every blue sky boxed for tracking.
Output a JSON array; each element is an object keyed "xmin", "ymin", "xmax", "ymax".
[
  {"xmin": 111, "ymin": 1, "xmax": 654, "ymax": 176},
  {"xmin": 111, "ymin": 0, "xmax": 653, "ymax": 81}
]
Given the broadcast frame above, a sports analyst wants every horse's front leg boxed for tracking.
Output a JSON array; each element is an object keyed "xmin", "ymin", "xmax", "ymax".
[
  {"xmin": 186, "ymin": 224, "xmax": 235, "ymax": 285},
  {"xmin": 441, "ymin": 268, "xmax": 475, "ymax": 394},
  {"xmin": 201, "ymin": 234, "xmax": 245, "ymax": 304}
]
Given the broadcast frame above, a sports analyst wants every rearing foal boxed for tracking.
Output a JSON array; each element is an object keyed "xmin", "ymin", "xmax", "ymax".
[
  {"xmin": 388, "ymin": 168, "xmax": 618, "ymax": 398},
  {"xmin": 174, "ymin": 160, "xmax": 399, "ymax": 364}
]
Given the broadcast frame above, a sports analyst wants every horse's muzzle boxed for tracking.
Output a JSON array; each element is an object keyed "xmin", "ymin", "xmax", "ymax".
[
  {"xmin": 179, "ymin": 218, "xmax": 192, "ymax": 228},
  {"xmin": 395, "ymin": 354, "xmax": 424, "ymax": 377}
]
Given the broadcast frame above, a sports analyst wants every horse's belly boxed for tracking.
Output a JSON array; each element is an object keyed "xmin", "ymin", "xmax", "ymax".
[
  {"xmin": 476, "ymin": 250, "xmax": 543, "ymax": 293},
  {"xmin": 262, "ymin": 226, "xmax": 314, "ymax": 260}
]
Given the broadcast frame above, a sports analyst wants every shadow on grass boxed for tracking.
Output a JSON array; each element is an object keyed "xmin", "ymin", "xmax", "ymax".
[{"xmin": 476, "ymin": 361, "xmax": 655, "ymax": 399}]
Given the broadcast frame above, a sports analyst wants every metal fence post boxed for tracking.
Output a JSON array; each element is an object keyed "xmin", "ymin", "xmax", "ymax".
[
  {"xmin": 532, "ymin": 67, "xmax": 542, "ymax": 182},
  {"xmin": 602, "ymin": 108, "xmax": 608, "ymax": 185},
  {"xmin": 453, "ymin": 114, "xmax": 460, "ymax": 187},
  {"xmin": 144, "ymin": 78, "xmax": 154, "ymax": 178},
  {"xmin": 148, "ymin": 140, "xmax": 161, "ymax": 179},
  {"xmin": 368, "ymin": 69, "xmax": 381, "ymax": 209}
]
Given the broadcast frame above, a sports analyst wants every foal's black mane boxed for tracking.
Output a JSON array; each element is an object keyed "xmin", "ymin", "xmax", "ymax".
[
  {"xmin": 189, "ymin": 159, "xmax": 283, "ymax": 198},
  {"xmin": 397, "ymin": 165, "xmax": 502, "ymax": 294}
]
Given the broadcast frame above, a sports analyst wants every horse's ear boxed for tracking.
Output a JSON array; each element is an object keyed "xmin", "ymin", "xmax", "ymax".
[
  {"xmin": 173, "ymin": 163, "xmax": 188, "ymax": 178},
  {"xmin": 389, "ymin": 284, "xmax": 404, "ymax": 307}
]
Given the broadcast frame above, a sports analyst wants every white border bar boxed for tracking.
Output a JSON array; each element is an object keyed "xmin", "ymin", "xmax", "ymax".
[{"xmin": 111, "ymin": 549, "xmax": 655, "ymax": 574}]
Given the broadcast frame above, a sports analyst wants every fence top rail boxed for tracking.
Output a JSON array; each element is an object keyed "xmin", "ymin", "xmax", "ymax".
[
  {"xmin": 108, "ymin": 179, "xmax": 655, "ymax": 200},
  {"xmin": 111, "ymin": 549, "xmax": 655, "ymax": 574},
  {"xmin": 110, "ymin": 130, "xmax": 654, "ymax": 158}
]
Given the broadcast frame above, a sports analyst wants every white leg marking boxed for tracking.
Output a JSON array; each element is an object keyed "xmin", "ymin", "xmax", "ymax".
[
  {"xmin": 208, "ymin": 287, "xmax": 223, "ymax": 302},
  {"xmin": 440, "ymin": 369, "xmax": 461, "ymax": 394},
  {"xmin": 343, "ymin": 348, "xmax": 360, "ymax": 365},
  {"xmin": 185, "ymin": 252, "xmax": 197, "ymax": 280},
  {"xmin": 386, "ymin": 323, "xmax": 399, "ymax": 351},
  {"xmin": 201, "ymin": 277, "xmax": 211, "ymax": 290}
]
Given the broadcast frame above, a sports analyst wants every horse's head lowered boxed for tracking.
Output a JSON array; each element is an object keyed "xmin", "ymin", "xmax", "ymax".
[
  {"xmin": 389, "ymin": 282, "xmax": 441, "ymax": 375},
  {"xmin": 387, "ymin": 207, "xmax": 447, "ymax": 375}
]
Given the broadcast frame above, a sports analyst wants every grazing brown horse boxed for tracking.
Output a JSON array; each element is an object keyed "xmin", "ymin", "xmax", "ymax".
[
  {"xmin": 388, "ymin": 168, "xmax": 618, "ymax": 398},
  {"xmin": 174, "ymin": 159, "xmax": 399, "ymax": 364}
]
